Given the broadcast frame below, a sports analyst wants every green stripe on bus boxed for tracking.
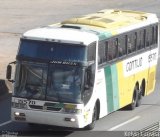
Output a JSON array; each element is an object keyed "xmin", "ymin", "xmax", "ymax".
[
  {"xmin": 99, "ymin": 32, "xmax": 112, "ymax": 41},
  {"xmin": 111, "ymin": 65, "xmax": 119, "ymax": 111},
  {"xmin": 105, "ymin": 65, "xmax": 119, "ymax": 113}
]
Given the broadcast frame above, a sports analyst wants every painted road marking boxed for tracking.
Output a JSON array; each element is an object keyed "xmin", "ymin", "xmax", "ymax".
[
  {"xmin": 108, "ymin": 116, "xmax": 140, "ymax": 131},
  {"xmin": 0, "ymin": 120, "xmax": 12, "ymax": 127}
]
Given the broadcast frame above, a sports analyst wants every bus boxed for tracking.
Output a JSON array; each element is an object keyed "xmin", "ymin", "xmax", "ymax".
[{"xmin": 6, "ymin": 9, "xmax": 159, "ymax": 130}]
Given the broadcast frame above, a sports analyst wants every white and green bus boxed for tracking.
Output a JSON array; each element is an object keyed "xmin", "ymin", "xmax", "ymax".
[{"xmin": 7, "ymin": 9, "xmax": 159, "ymax": 129}]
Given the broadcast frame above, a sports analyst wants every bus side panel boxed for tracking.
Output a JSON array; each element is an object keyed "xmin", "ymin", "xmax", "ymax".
[
  {"xmin": 97, "ymin": 49, "xmax": 158, "ymax": 115},
  {"xmin": 116, "ymin": 62, "xmax": 132, "ymax": 108},
  {"xmin": 119, "ymin": 48, "xmax": 158, "ymax": 106},
  {"xmin": 146, "ymin": 65, "xmax": 157, "ymax": 95},
  {"xmin": 104, "ymin": 65, "xmax": 119, "ymax": 113},
  {"xmin": 146, "ymin": 48, "xmax": 158, "ymax": 95},
  {"xmin": 117, "ymin": 61, "xmax": 149, "ymax": 109},
  {"xmin": 96, "ymin": 68, "xmax": 108, "ymax": 118},
  {"xmin": 117, "ymin": 62, "xmax": 153, "ymax": 109}
]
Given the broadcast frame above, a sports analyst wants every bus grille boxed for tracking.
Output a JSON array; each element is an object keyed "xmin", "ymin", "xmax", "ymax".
[
  {"xmin": 46, "ymin": 106, "xmax": 62, "ymax": 111},
  {"xmin": 12, "ymin": 102, "xmax": 27, "ymax": 109},
  {"xmin": 29, "ymin": 105, "xmax": 43, "ymax": 110},
  {"xmin": 29, "ymin": 104, "xmax": 62, "ymax": 111}
]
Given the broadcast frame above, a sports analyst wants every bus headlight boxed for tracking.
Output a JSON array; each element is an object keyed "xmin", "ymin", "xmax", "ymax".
[
  {"xmin": 14, "ymin": 112, "xmax": 20, "ymax": 116},
  {"xmin": 63, "ymin": 104, "xmax": 82, "ymax": 114},
  {"xmin": 63, "ymin": 108, "xmax": 82, "ymax": 114}
]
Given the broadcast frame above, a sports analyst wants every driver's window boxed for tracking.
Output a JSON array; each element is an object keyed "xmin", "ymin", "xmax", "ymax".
[
  {"xmin": 83, "ymin": 65, "xmax": 95, "ymax": 104},
  {"xmin": 87, "ymin": 42, "xmax": 96, "ymax": 61}
]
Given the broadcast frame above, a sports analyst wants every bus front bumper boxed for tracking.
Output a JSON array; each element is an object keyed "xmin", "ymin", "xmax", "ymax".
[{"xmin": 11, "ymin": 108, "xmax": 87, "ymax": 128}]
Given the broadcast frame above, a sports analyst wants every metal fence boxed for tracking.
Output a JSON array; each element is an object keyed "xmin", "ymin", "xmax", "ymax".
[
  {"xmin": 138, "ymin": 122, "xmax": 160, "ymax": 137},
  {"xmin": 141, "ymin": 122, "xmax": 160, "ymax": 131},
  {"xmin": 125, "ymin": 122, "xmax": 160, "ymax": 137}
]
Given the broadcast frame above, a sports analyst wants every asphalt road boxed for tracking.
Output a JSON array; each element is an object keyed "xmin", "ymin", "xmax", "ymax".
[{"xmin": 1, "ymin": 0, "xmax": 160, "ymax": 137}]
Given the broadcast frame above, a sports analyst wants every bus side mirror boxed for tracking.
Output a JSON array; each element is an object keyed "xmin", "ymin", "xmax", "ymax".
[
  {"xmin": 6, "ymin": 61, "xmax": 16, "ymax": 82},
  {"xmin": 6, "ymin": 65, "xmax": 12, "ymax": 81}
]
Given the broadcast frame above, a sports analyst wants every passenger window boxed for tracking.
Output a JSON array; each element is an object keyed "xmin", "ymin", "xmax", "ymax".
[
  {"xmin": 107, "ymin": 39, "xmax": 118, "ymax": 61},
  {"xmin": 98, "ymin": 41, "xmax": 106, "ymax": 64},
  {"xmin": 118, "ymin": 35, "xmax": 126, "ymax": 57},
  {"xmin": 151, "ymin": 26, "xmax": 155, "ymax": 44},
  {"xmin": 145, "ymin": 27, "xmax": 152, "ymax": 47},
  {"xmin": 137, "ymin": 30, "xmax": 145, "ymax": 50},
  {"xmin": 127, "ymin": 33, "xmax": 136, "ymax": 54},
  {"xmin": 141, "ymin": 29, "xmax": 145, "ymax": 49},
  {"xmin": 155, "ymin": 25, "xmax": 158, "ymax": 44},
  {"xmin": 150, "ymin": 25, "xmax": 158, "ymax": 47},
  {"xmin": 134, "ymin": 32, "xmax": 137, "ymax": 50},
  {"xmin": 153, "ymin": 25, "xmax": 158, "ymax": 45}
]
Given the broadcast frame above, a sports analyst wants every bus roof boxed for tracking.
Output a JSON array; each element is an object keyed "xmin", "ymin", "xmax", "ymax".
[
  {"xmin": 60, "ymin": 9, "xmax": 158, "ymax": 39},
  {"xmin": 23, "ymin": 9, "xmax": 158, "ymax": 43},
  {"xmin": 23, "ymin": 27, "xmax": 98, "ymax": 45}
]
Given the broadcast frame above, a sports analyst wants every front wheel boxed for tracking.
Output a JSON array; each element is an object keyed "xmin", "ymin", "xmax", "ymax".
[{"xmin": 85, "ymin": 105, "xmax": 97, "ymax": 130}]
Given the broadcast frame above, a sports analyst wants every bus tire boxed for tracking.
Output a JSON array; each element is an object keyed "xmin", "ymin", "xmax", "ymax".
[
  {"xmin": 136, "ymin": 87, "xmax": 142, "ymax": 107},
  {"xmin": 128, "ymin": 86, "xmax": 138, "ymax": 110},
  {"xmin": 85, "ymin": 104, "xmax": 98, "ymax": 130}
]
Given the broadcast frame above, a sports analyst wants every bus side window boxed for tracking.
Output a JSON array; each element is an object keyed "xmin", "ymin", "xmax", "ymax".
[
  {"xmin": 144, "ymin": 29, "xmax": 146, "ymax": 47},
  {"xmin": 151, "ymin": 26, "xmax": 154, "ymax": 45},
  {"xmin": 155, "ymin": 25, "xmax": 158, "ymax": 44},
  {"xmin": 127, "ymin": 37, "xmax": 131, "ymax": 54},
  {"xmin": 145, "ymin": 28, "xmax": 149, "ymax": 47},
  {"xmin": 137, "ymin": 31, "xmax": 141, "ymax": 50},
  {"xmin": 127, "ymin": 33, "xmax": 136, "ymax": 54},
  {"xmin": 98, "ymin": 41, "xmax": 106, "ymax": 64},
  {"xmin": 118, "ymin": 44, "xmax": 123, "ymax": 57},
  {"xmin": 118, "ymin": 35, "xmax": 126, "ymax": 57},
  {"xmin": 141, "ymin": 29, "xmax": 145, "ymax": 49},
  {"xmin": 127, "ymin": 35, "xmax": 132, "ymax": 54},
  {"xmin": 114, "ymin": 38, "xmax": 118, "ymax": 58},
  {"xmin": 107, "ymin": 39, "xmax": 118, "ymax": 61},
  {"xmin": 134, "ymin": 32, "xmax": 137, "ymax": 51},
  {"xmin": 145, "ymin": 27, "xmax": 152, "ymax": 47},
  {"xmin": 134, "ymin": 29, "xmax": 145, "ymax": 51},
  {"xmin": 153, "ymin": 25, "xmax": 158, "ymax": 45}
]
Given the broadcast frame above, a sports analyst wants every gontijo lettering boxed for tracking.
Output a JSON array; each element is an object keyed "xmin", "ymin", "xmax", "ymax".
[
  {"xmin": 148, "ymin": 52, "xmax": 157, "ymax": 63},
  {"xmin": 126, "ymin": 57, "xmax": 142, "ymax": 72}
]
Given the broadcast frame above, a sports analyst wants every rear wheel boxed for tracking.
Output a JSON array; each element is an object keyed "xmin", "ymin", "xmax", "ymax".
[
  {"xmin": 136, "ymin": 87, "xmax": 142, "ymax": 107},
  {"xmin": 85, "ymin": 104, "xmax": 97, "ymax": 130},
  {"xmin": 128, "ymin": 86, "xmax": 139, "ymax": 110}
]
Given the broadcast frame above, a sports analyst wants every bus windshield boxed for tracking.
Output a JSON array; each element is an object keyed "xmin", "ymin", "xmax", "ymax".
[
  {"xmin": 14, "ymin": 62, "xmax": 83, "ymax": 103},
  {"xmin": 46, "ymin": 64, "xmax": 82, "ymax": 103},
  {"xmin": 18, "ymin": 39, "xmax": 87, "ymax": 62}
]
